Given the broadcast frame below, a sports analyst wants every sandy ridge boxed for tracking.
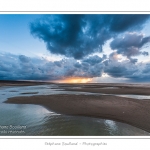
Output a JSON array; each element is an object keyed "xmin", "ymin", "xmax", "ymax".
[{"xmin": 5, "ymin": 94, "xmax": 150, "ymax": 133}]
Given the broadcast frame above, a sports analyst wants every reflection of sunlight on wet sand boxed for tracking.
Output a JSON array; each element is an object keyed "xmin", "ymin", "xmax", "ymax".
[
  {"xmin": 105, "ymin": 120, "xmax": 118, "ymax": 133},
  {"xmin": 55, "ymin": 77, "xmax": 92, "ymax": 83}
]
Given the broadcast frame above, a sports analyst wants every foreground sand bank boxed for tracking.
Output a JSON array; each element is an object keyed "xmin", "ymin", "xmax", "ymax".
[{"xmin": 5, "ymin": 94, "xmax": 150, "ymax": 133}]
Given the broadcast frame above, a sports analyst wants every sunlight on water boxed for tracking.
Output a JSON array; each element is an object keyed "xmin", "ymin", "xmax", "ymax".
[{"xmin": 116, "ymin": 94, "xmax": 150, "ymax": 99}]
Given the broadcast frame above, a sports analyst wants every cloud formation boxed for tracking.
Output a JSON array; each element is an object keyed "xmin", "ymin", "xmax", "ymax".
[
  {"xmin": 104, "ymin": 60, "xmax": 138, "ymax": 78},
  {"xmin": 0, "ymin": 53, "xmax": 104, "ymax": 80},
  {"xmin": 1, "ymin": 53, "xmax": 150, "ymax": 82},
  {"xmin": 1, "ymin": 15, "xmax": 150, "ymax": 82},
  {"xmin": 110, "ymin": 32, "xmax": 150, "ymax": 58},
  {"xmin": 30, "ymin": 14, "xmax": 150, "ymax": 59},
  {"xmin": 103, "ymin": 56, "xmax": 150, "ymax": 82}
]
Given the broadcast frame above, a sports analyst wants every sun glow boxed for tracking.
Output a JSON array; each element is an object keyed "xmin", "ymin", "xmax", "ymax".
[{"xmin": 56, "ymin": 77, "xmax": 92, "ymax": 83}]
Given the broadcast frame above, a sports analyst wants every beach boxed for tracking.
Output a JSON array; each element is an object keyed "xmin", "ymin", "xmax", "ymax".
[
  {"xmin": 60, "ymin": 83, "xmax": 150, "ymax": 95},
  {"xmin": 5, "ymin": 90, "xmax": 150, "ymax": 133},
  {"xmin": 0, "ymin": 80, "xmax": 49, "ymax": 87}
]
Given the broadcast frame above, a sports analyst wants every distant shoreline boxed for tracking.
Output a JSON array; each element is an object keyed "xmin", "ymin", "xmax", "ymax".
[
  {"xmin": 1, "ymin": 80, "xmax": 150, "ymax": 95},
  {"xmin": 0, "ymin": 80, "xmax": 52, "ymax": 87}
]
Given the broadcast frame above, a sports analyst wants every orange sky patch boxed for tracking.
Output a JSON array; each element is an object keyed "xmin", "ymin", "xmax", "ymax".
[{"xmin": 55, "ymin": 77, "xmax": 92, "ymax": 83}]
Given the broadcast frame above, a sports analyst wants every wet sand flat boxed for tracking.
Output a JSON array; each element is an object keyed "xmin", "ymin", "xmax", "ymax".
[
  {"xmin": 60, "ymin": 83, "xmax": 150, "ymax": 95},
  {"xmin": 4, "ymin": 94, "xmax": 150, "ymax": 133}
]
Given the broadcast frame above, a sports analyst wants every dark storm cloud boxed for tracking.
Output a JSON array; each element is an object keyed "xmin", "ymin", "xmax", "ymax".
[
  {"xmin": 110, "ymin": 32, "xmax": 150, "ymax": 58},
  {"xmin": 30, "ymin": 15, "xmax": 107, "ymax": 59},
  {"xmin": 30, "ymin": 14, "xmax": 150, "ymax": 59},
  {"xmin": 108, "ymin": 15, "xmax": 150, "ymax": 32}
]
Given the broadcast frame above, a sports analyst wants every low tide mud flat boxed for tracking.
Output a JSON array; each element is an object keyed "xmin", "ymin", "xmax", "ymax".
[{"xmin": 1, "ymin": 81, "xmax": 150, "ymax": 135}]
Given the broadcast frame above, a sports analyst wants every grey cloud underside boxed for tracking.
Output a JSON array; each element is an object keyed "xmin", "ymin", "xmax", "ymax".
[
  {"xmin": 110, "ymin": 33, "xmax": 150, "ymax": 58},
  {"xmin": 1, "ymin": 53, "xmax": 150, "ymax": 82},
  {"xmin": 104, "ymin": 59, "xmax": 150, "ymax": 82},
  {"xmin": 30, "ymin": 14, "xmax": 150, "ymax": 59}
]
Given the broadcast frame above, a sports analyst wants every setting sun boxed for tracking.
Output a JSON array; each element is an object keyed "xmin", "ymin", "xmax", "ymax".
[{"xmin": 55, "ymin": 77, "xmax": 92, "ymax": 83}]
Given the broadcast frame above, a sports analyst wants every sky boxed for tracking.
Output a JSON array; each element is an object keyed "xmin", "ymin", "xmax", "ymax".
[{"xmin": 1, "ymin": 14, "xmax": 150, "ymax": 83}]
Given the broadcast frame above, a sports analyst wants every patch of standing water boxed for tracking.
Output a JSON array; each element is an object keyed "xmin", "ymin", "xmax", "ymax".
[
  {"xmin": 115, "ymin": 94, "xmax": 150, "ymax": 100},
  {"xmin": 1, "ymin": 84, "xmax": 150, "ymax": 100},
  {"xmin": 100, "ymin": 87, "xmax": 119, "ymax": 89}
]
